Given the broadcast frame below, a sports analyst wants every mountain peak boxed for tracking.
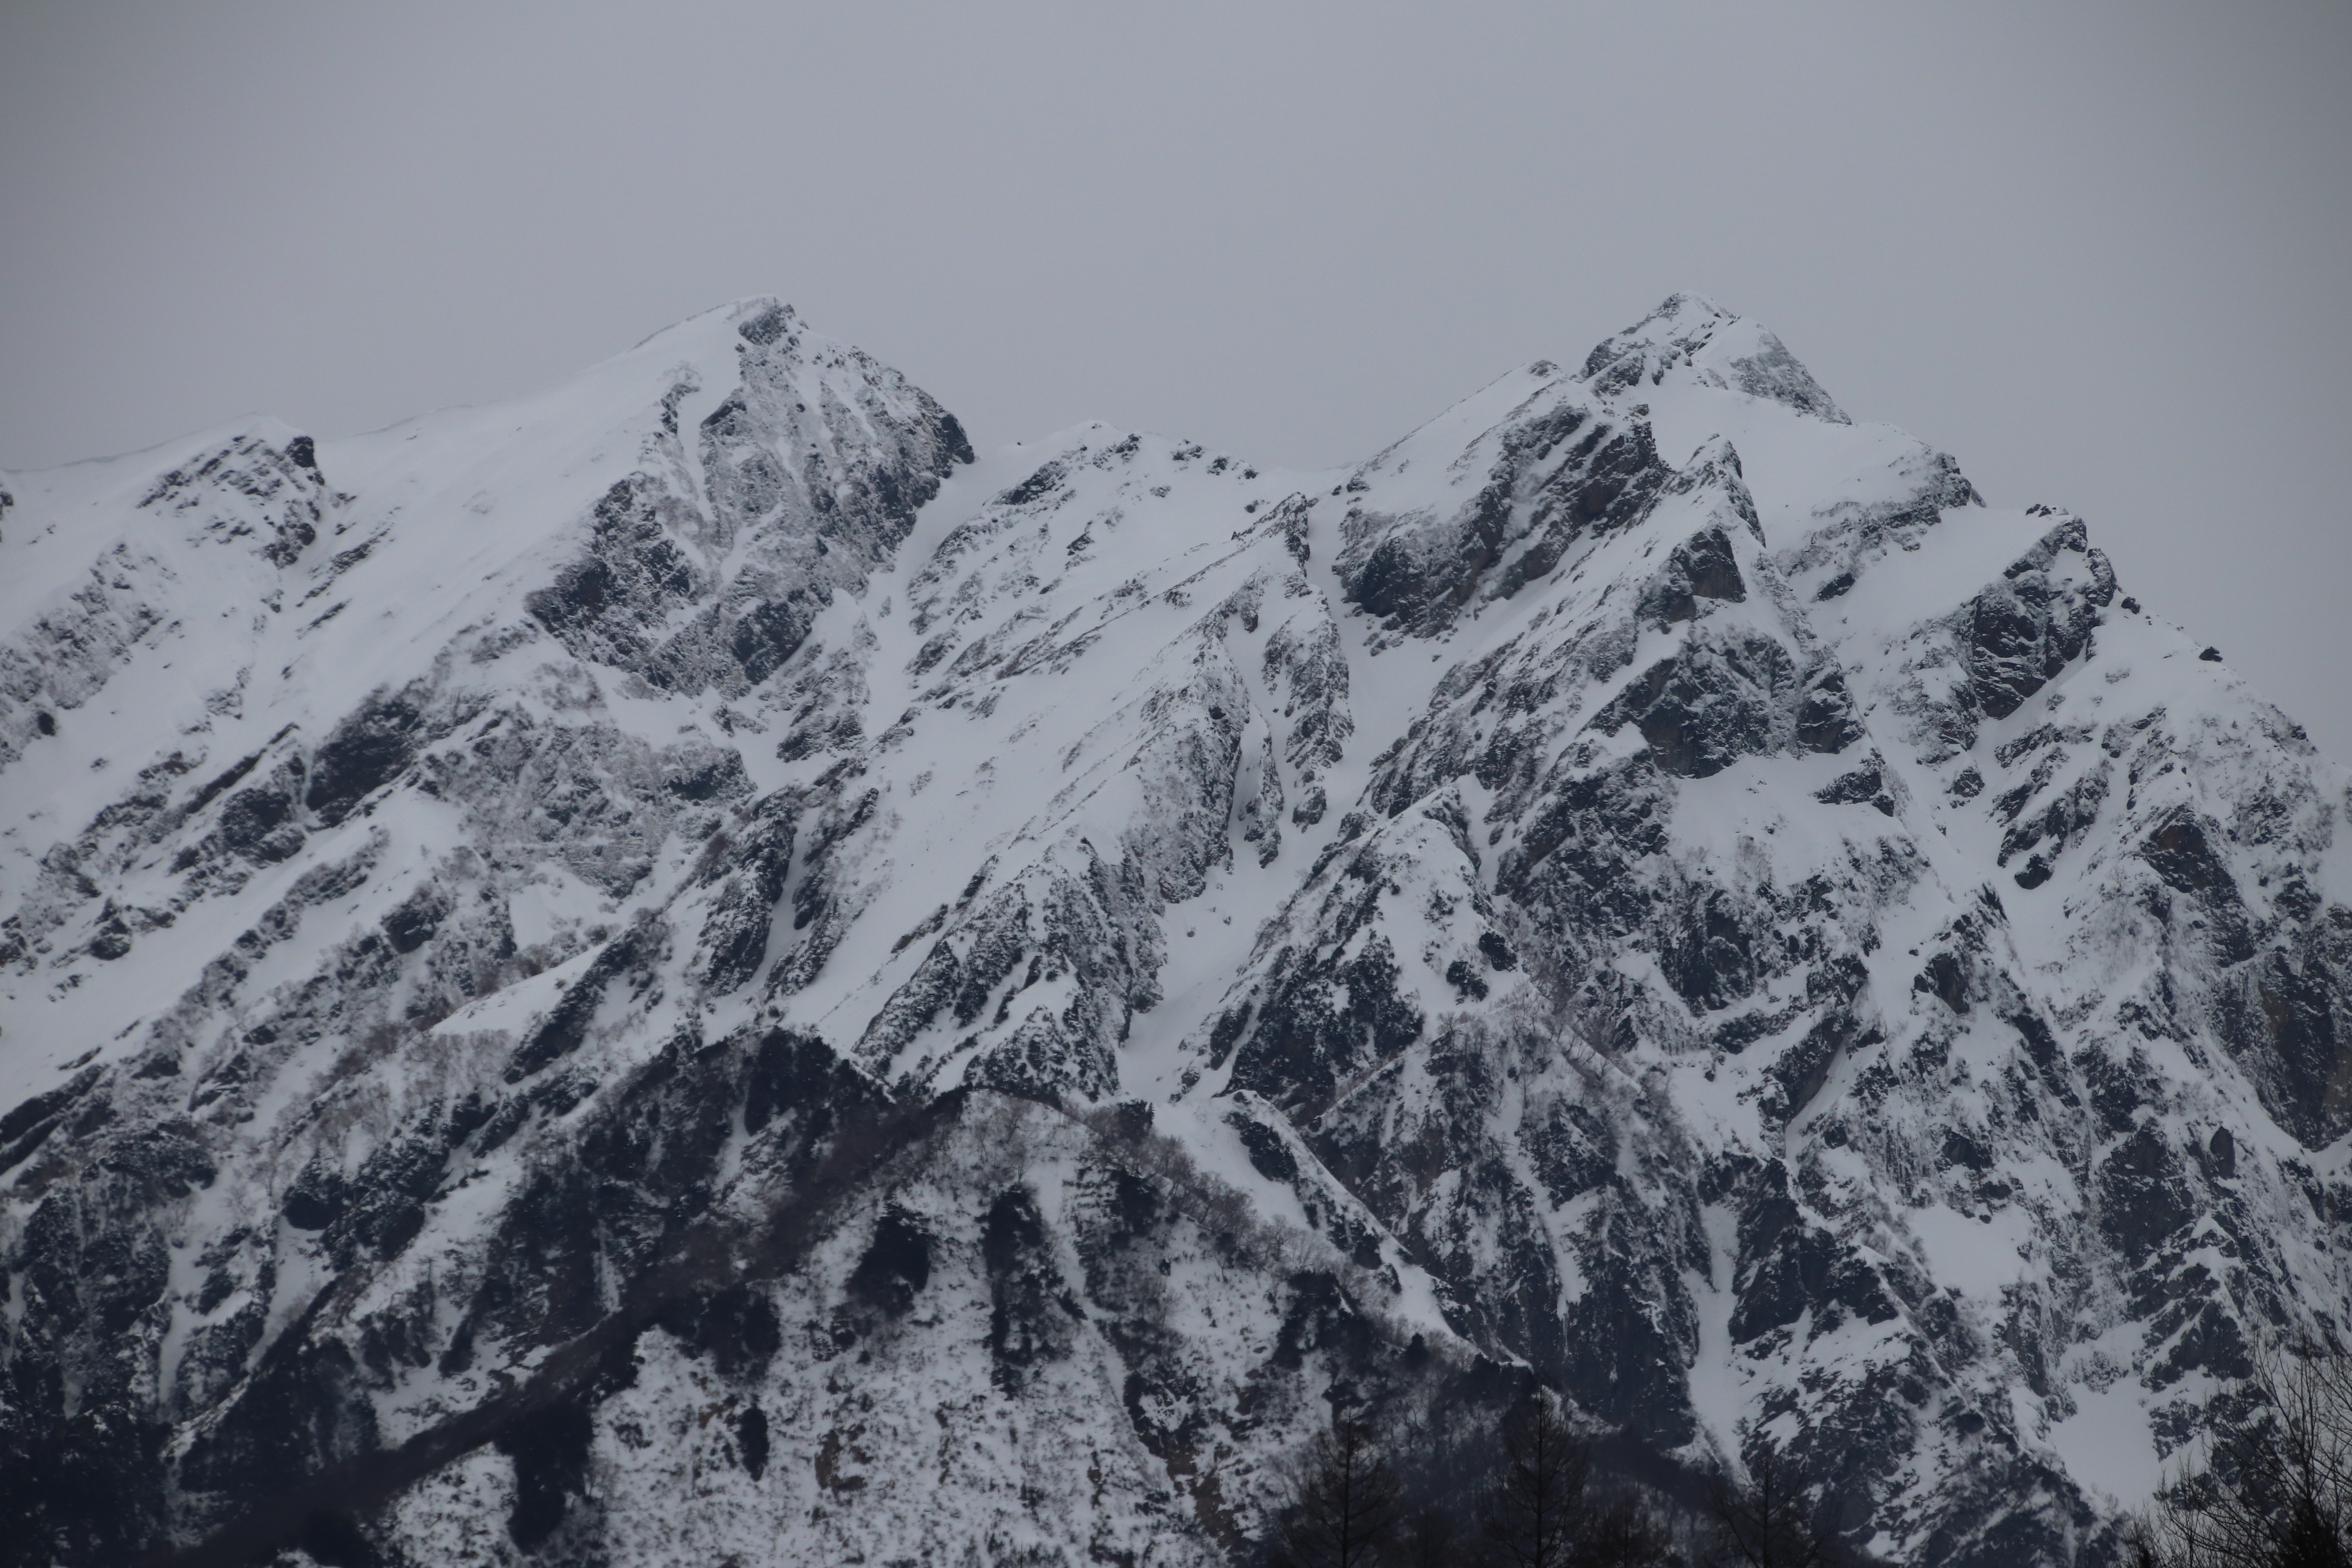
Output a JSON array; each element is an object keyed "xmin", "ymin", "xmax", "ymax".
[
  {"xmin": 1581, "ymin": 292, "xmax": 1850, "ymax": 424},
  {"xmin": 729, "ymin": 295, "xmax": 798, "ymax": 345},
  {"xmin": 1652, "ymin": 289, "xmax": 1736, "ymax": 325}
]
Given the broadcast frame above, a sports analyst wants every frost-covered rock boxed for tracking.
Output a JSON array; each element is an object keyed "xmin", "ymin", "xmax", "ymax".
[{"xmin": 2, "ymin": 292, "xmax": 2347, "ymax": 1568}]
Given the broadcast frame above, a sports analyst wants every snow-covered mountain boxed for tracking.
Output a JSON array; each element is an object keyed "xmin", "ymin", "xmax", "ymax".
[{"xmin": 4, "ymin": 293, "xmax": 2347, "ymax": 1568}]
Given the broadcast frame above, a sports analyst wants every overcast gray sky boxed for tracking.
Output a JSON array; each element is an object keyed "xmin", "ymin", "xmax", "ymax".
[{"xmin": 4, "ymin": 1, "xmax": 2348, "ymax": 757}]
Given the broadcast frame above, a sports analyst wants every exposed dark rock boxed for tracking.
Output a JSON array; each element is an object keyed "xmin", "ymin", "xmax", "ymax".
[
  {"xmin": 736, "ymin": 1404, "xmax": 769, "ymax": 1481},
  {"xmin": 306, "ymin": 691, "xmax": 428, "ymax": 825},
  {"xmin": 494, "ymin": 1401, "xmax": 594, "ymax": 1549},
  {"xmin": 1338, "ymin": 391, "xmax": 1667, "ymax": 638},
  {"xmin": 2096, "ymin": 1123, "xmax": 2194, "ymax": 1263},
  {"xmin": 1642, "ymin": 526, "xmax": 1748, "ymax": 627},
  {"xmin": 1230, "ymin": 929, "xmax": 1422, "ymax": 1115},
  {"xmin": 505, "ymin": 923, "xmax": 659, "ymax": 1082},
  {"xmin": 378, "ymin": 885, "xmax": 448, "ymax": 954},
  {"xmin": 981, "ymin": 1185, "xmax": 1076, "ymax": 1392},
  {"xmin": 845, "ymin": 1206, "xmax": 933, "ymax": 1319},
  {"xmin": 1964, "ymin": 517, "xmax": 2114, "ymax": 720},
  {"xmin": 657, "ymin": 1285, "xmax": 782, "ymax": 1380},
  {"xmin": 1230, "ymin": 1116, "xmax": 1299, "ymax": 1184},
  {"xmin": 1589, "ymin": 631, "xmax": 1810, "ymax": 779}
]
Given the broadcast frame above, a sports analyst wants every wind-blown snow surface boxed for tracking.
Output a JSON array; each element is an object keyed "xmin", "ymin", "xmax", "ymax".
[{"xmin": 3, "ymin": 293, "xmax": 2348, "ymax": 1567}]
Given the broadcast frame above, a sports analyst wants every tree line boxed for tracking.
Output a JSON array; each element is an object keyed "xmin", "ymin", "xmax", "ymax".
[
  {"xmin": 1265, "ymin": 1394, "xmax": 1863, "ymax": 1568},
  {"xmin": 1269, "ymin": 1337, "xmax": 2352, "ymax": 1568}
]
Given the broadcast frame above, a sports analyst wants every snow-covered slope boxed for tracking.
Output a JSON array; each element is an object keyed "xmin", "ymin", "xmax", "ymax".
[{"xmin": 3, "ymin": 293, "xmax": 2347, "ymax": 1568}]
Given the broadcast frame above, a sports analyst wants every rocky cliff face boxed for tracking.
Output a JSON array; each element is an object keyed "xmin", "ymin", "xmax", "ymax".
[{"xmin": 2, "ymin": 293, "xmax": 2347, "ymax": 1568}]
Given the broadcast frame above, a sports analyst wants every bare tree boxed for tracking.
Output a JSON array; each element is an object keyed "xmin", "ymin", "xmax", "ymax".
[
  {"xmin": 1583, "ymin": 1490, "xmax": 1677, "ymax": 1568},
  {"xmin": 2144, "ymin": 1339, "xmax": 2352, "ymax": 1568},
  {"xmin": 1280, "ymin": 1409, "xmax": 1404, "ymax": 1568},
  {"xmin": 1705, "ymin": 1436, "xmax": 1831, "ymax": 1568},
  {"xmin": 1477, "ymin": 1395, "xmax": 1595, "ymax": 1568},
  {"xmin": 1399, "ymin": 1497, "xmax": 1466, "ymax": 1568}
]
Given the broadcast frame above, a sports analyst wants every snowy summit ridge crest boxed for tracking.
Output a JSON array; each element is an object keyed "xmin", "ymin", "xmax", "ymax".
[{"xmin": 1, "ymin": 292, "xmax": 2347, "ymax": 1568}]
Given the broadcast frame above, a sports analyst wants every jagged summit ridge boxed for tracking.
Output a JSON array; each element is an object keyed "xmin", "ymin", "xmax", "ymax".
[
  {"xmin": 1584, "ymin": 291, "xmax": 1853, "ymax": 424},
  {"xmin": 1, "ymin": 293, "xmax": 2346, "ymax": 1568}
]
